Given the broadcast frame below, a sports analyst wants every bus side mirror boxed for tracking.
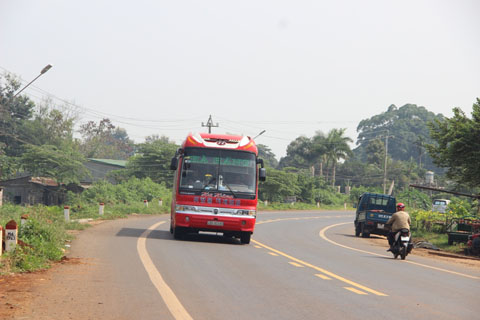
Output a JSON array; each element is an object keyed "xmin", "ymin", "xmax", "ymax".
[
  {"xmin": 170, "ymin": 157, "xmax": 178, "ymax": 170},
  {"xmin": 257, "ymin": 158, "xmax": 264, "ymax": 168},
  {"xmin": 259, "ymin": 168, "xmax": 266, "ymax": 181},
  {"xmin": 353, "ymin": 203, "xmax": 357, "ymax": 208}
]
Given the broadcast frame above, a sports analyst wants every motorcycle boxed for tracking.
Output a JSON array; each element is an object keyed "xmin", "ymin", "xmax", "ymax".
[{"xmin": 390, "ymin": 228, "xmax": 413, "ymax": 260}]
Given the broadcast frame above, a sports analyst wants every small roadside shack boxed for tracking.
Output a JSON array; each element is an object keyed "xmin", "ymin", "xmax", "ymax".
[
  {"xmin": 0, "ymin": 176, "xmax": 64, "ymax": 206},
  {"xmin": 0, "ymin": 159, "xmax": 127, "ymax": 206}
]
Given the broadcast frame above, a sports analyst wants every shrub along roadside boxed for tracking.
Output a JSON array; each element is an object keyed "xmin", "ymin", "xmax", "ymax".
[
  {"xmin": 0, "ymin": 200, "xmax": 170, "ymax": 274},
  {"xmin": 1, "ymin": 177, "xmax": 172, "ymax": 274}
]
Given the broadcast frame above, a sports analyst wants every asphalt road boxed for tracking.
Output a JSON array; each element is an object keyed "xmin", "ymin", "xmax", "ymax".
[{"xmin": 16, "ymin": 211, "xmax": 480, "ymax": 320}]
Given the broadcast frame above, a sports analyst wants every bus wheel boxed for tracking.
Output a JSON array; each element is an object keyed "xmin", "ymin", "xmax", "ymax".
[
  {"xmin": 240, "ymin": 232, "xmax": 251, "ymax": 244},
  {"xmin": 173, "ymin": 227, "xmax": 184, "ymax": 240}
]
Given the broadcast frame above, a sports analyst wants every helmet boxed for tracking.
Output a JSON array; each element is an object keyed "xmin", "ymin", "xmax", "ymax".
[{"xmin": 396, "ymin": 203, "xmax": 405, "ymax": 209}]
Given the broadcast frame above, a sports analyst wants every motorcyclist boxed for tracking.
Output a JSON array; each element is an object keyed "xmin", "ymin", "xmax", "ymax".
[{"xmin": 385, "ymin": 203, "xmax": 411, "ymax": 252}]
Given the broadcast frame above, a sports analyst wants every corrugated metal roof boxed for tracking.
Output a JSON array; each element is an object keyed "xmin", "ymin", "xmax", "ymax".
[
  {"xmin": 87, "ymin": 158, "xmax": 127, "ymax": 167},
  {"xmin": 30, "ymin": 177, "xmax": 59, "ymax": 187}
]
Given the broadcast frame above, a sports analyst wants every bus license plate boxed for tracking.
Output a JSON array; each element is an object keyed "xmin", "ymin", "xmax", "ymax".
[{"xmin": 207, "ymin": 221, "xmax": 224, "ymax": 226}]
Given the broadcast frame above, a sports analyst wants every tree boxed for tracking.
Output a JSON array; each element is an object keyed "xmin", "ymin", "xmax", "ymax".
[
  {"xmin": 0, "ymin": 73, "xmax": 35, "ymax": 159},
  {"xmin": 257, "ymin": 144, "xmax": 278, "ymax": 168},
  {"xmin": 258, "ymin": 167, "xmax": 301, "ymax": 202},
  {"xmin": 324, "ymin": 128, "xmax": 353, "ymax": 186},
  {"xmin": 365, "ymin": 139, "xmax": 384, "ymax": 167},
  {"xmin": 427, "ymin": 99, "xmax": 480, "ymax": 188},
  {"xmin": 126, "ymin": 137, "xmax": 178, "ymax": 187},
  {"xmin": 20, "ymin": 143, "xmax": 87, "ymax": 184},
  {"xmin": 23, "ymin": 101, "xmax": 78, "ymax": 147},
  {"xmin": 1, "ymin": 74, "xmax": 82, "ymax": 181},
  {"xmin": 79, "ymin": 118, "xmax": 134, "ymax": 159},
  {"xmin": 356, "ymin": 104, "xmax": 443, "ymax": 169},
  {"xmin": 310, "ymin": 131, "xmax": 327, "ymax": 177},
  {"xmin": 278, "ymin": 136, "xmax": 313, "ymax": 170}
]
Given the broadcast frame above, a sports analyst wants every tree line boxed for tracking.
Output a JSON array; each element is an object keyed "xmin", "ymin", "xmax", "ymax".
[{"xmin": 1, "ymin": 73, "xmax": 479, "ymax": 206}]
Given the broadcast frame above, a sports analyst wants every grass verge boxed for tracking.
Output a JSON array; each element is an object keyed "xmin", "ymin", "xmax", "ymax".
[{"xmin": 412, "ymin": 230, "xmax": 466, "ymax": 254}]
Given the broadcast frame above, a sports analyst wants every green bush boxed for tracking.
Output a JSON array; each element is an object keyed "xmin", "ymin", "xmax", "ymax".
[
  {"xmin": 1, "ymin": 178, "xmax": 171, "ymax": 274},
  {"xmin": 314, "ymin": 188, "xmax": 348, "ymax": 206}
]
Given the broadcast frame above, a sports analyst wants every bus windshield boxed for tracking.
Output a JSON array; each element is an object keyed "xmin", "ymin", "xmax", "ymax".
[{"xmin": 179, "ymin": 148, "xmax": 256, "ymax": 198}]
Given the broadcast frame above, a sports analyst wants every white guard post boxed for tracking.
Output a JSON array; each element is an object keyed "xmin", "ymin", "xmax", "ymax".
[
  {"xmin": 21, "ymin": 214, "xmax": 29, "ymax": 226},
  {"xmin": 0, "ymin": 225, "xmax": 3, "ymax": 256},
  {"xmin": 5, "ymin": 220, "xmax": 18, "ymax": 252},
  {"xmin": 64, "ymin": 206, "xmax": 70, "ymax": 222},
  {"xmin": 144, "ymin": 200, "xmax": 148, "ymax": 207},
  {"xmin": 99, "ymin": 203, "xmax": 105, "ymax": 215},
  {"xmin": 159, "ymin": 199, "xmax": 163, "ymax": 206}
]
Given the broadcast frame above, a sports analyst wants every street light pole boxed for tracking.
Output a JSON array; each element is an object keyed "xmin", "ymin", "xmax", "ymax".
[{"xmin": 13, "ymin": 64, "xmax": 52, "ymax": 98}]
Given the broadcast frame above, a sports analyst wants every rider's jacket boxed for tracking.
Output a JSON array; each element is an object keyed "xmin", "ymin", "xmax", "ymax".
[{"xmin": 386, "ymin": 211, "xmax": 411, "ymax": 232}]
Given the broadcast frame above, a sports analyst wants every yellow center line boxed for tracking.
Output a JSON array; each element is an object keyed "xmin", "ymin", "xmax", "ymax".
[
  {"xmin": 344, "ymin": 287, "xmax": 368, "ymax": 295},
  {"xmin": 289, "ymin": 261, "xmax": 304, "ymax": 267},
  {"xmin": 251, "ymin": 239, "xmax": 387, "ymax": 296},
  {"xmin": 315, "ymin": 274, "xmax": 332, "ymax": 280},
  {"xmin": 268, "ymin": 252, "xmax": 279, "ymax": 256},
  {"xmin": 319, "ymin": 222, "xmax": 480, "ymax": 280},
  {"xmin": 137, "ymin": 221, "xmax": 193, "ymax": 320}
]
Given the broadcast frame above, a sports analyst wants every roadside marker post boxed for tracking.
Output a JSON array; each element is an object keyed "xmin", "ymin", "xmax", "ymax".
[
  {"xmin": 64, "ymin": 206, "xmax": 70, "ymax": 222},
  {"xmin": 159, "ymin": 199, "xmax": 163, "ymax": 207},
  {"xmin": 0, "ymin": 225, "xmax": 3, "ymax": 256},
  {"xmin": 99, "ymin": 203, "xmax": 105, "ymax": 216},
  {"xmin": 5, "ymin": 220, "xmax": 18, "ymax": 252},
  {"xmin": 21, "ymin": 214, "xmax": 29, "ymax": 226},
  {"xmin": 144, "ymin": 200, "xmax": 148, "ymax": 207}
]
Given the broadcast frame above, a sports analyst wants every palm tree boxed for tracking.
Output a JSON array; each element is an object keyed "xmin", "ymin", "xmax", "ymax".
[
  {"xmin": 324, "ymin": 128, "xmax": 353, "ymax": 187},
  {"xmin": 310, "ymin": 131, "xmax": 327, "ymax": 178}
]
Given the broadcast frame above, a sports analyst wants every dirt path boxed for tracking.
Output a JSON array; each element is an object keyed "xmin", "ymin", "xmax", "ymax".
[{"xmin": 1, "ymin": 219, "xmax": 479, "ymax": 319}]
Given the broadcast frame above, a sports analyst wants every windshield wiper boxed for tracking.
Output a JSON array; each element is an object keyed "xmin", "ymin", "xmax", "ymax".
[{"xmin": 222, "ymin": 182, "xmax": 238, "ymax": 198}]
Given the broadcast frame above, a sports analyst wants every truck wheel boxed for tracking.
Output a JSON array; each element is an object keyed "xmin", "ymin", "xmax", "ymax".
[
  {"xmin": 355, "ymin": 224, "xmax": 361, "ymax": 237},
  {"xmin": 361, "ymin": 223, "xmax": 370, "ymax": 238},
  {"xmin": 240, "ymin": 232, "xmax": 251, "ymax": 244}
]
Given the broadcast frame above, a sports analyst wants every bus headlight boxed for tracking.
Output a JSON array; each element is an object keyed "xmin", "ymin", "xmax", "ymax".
[
  {"xmin": 236, "ymin": 209, "xmax": 256, "ymax": 216},
  {"xmin": 176, "ymin": 205, "xmax": 198, "ymax": 212}
]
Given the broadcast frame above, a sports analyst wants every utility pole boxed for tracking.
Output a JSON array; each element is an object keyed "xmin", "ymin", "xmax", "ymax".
[
  {"xmin": 201, "ymin": 115, "xmax": 219, "ymax": 133},
  {"xmin": 383, "ymin": 130, "xmax": 390, "ymax": 194}
]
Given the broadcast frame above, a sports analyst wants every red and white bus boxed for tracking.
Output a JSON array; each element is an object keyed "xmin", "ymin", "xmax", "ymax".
[{"xmin": 169, "ymin": 132, "xmax": 266, "ymax": 244}]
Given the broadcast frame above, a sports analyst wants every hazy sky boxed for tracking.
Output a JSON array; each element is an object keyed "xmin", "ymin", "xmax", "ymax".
[{"xmin": 1, "ymin": 0, "xmax": 479, "ymax": 158}]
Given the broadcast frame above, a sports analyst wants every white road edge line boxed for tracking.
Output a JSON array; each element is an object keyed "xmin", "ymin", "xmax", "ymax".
[
  {"xmin": 319, "ymin": 222, "xmax": 480, "ymax": 280},
  {"xmin": 137, "ymin": 221, "xmax": 194, "ymax": 320}
]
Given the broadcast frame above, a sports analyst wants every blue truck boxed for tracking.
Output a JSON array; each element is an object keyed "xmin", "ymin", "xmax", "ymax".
[{"xmin": 354, "ymin": 192, "xmax": 397, "ymax": 238}]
